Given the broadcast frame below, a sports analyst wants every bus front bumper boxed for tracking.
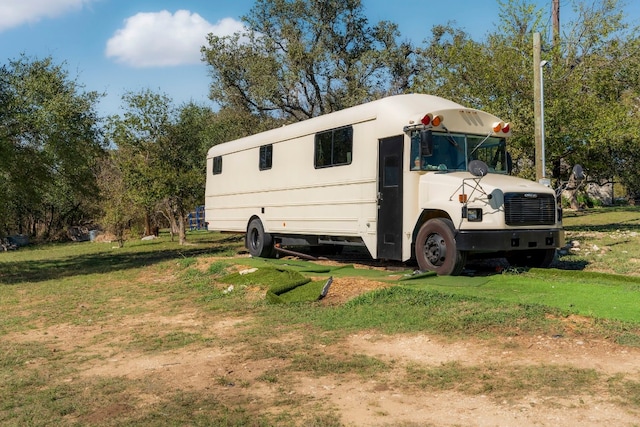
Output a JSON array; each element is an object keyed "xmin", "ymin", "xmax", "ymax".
[{"xmin": 455, "ymin": 229, "xmax": 564, "ymax": 252}]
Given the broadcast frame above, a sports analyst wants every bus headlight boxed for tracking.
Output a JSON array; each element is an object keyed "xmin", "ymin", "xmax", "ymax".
[{"xmin": 463, "ymin": 207, "xmax": 483, "ymax": 222}]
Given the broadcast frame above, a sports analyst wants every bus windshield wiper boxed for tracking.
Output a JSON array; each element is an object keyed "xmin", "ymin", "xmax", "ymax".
[{"xmin": 470, "ymin": 132, "xmax": 492, "ymax": 156}]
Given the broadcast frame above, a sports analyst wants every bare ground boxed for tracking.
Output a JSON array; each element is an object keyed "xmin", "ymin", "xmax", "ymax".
[{"xmin": 8, "ymin": 258, "xmax": 640, "ymax": 426}]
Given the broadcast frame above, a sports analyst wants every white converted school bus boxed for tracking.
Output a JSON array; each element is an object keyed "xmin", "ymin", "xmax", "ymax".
[{"xmin": 205, "ymin": 94, "xmax": 563, "ymax": 275}]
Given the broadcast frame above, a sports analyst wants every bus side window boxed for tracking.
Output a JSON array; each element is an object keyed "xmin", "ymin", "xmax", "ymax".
[
  {"xmin": 212, "ymin": 156, "xmax": 222, "ymax": 175},
  {"xmin": 333, "ymin": 127, "xmax": 353, "ymax": 165},
  {"xmin": 314, "ymin": 126, "xmax": 353, "ymax": 168},
  {"xmin": 259, "ymin": 144, "xmax": 272, "ymax": 170}
]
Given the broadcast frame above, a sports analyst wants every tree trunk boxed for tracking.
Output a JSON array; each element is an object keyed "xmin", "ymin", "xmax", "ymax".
[
  {"xmin": 178, "ymin": 210, "xmax": 186, "ymax": 245},
  {"xmin": 144, "ymin": 210, "xmax": 152, "ymax": 236},
  {"xmin": 160, "ymin": 197, "xmax": 188, "ymax": 244},
  {"xmin": 115, "ymin": 223, "xmax": 125, "ymax": 248},
  {"xmin": 167, "ymin": 213, "xmax": 178, "ymax": 242},
  {"xmin": 171, "ymin": 197, "xmax": 187, "ymax": 245},
  {"xmin": 568, "ymin": 190, "xmax": 580, "ymax": 210},
  {"xmin": 566, "ymin": 174, "xmax": 582, "ymax": 210},
  {"xmin": 160, "ymin": 198, "xmax": 178, "ymax": 242}
]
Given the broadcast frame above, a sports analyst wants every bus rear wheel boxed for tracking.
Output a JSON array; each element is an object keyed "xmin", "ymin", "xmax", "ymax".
[
  {"xmin": 415, "ymin": 218, "xmax": 467, "ymax": 276},
  {"xmin": 246, "ymin": 218, "xmax": 275, "ymax": 258}
]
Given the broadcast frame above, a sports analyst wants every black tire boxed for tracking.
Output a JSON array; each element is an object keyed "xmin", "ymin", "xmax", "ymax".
[
  {"xmin": 246, "ymin": 218, "xmax": 275, "ymax": 258},
  {"xmin": 506, "ymin": 249, "xmax": 555, "ymax": 268},
  {"xmin": 415, "ymin": 218, "xmax": 467, "ymax": 276}
]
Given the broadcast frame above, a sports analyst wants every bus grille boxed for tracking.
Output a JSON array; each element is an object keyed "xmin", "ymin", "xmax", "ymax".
[{"xmin": 504, "ymin": 193, "xmax": 556, "ymax": 226}]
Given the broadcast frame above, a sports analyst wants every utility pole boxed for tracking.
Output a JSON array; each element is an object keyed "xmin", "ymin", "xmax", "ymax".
[
  {"xmin": 552, "ymin": 0, "xmax": 560, "ymax": 47},
  {"xmin": 533, "ymin": 32, "xmax": 543, "ymax": 182}
]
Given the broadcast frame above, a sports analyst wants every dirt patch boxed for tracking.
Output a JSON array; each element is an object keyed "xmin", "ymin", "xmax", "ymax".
[
  {"xmin": 8, "ymin": 257, "xmax": 640, "ymax": 426},
  {"xmin": 56, "ymin": 317, "xmax": 640, "ymax": 426},
  {"xmin": 346, "ymin": 332, "xmax": 640, "ymax": 379},
  {"xmin": 316, "ymin": 276, "xmax": 394, "ymax": 305}
]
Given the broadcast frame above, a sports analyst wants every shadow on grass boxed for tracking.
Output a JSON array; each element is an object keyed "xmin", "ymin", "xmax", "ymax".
[
  {"xmin": 563, "ymin": 206, "xmax": 640, "ymax": 232},
  {"xmin": 0, "ymin": 240, "xmax": 241, "ymax": 285},
  {"xmin": 564, "ymin": 223, "xmax": 640, "ymax": 232},
  {"xmin": 553, "ymin": 259, "xmax": 590, "ymax": 271}
]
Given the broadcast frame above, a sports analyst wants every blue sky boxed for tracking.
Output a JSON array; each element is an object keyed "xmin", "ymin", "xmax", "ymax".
[{"xmin": 1, "ymin": 0, "xmax": 638, "ymax": 117}]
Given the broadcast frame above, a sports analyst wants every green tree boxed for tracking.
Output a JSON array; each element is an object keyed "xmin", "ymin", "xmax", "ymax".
[
  {"xmin": 542, "ymin": 0, "xmax": 640, "ymax": 194},
  {"xmin": 412, "ymin": 2, "xmax": 545, "ymax": 178},
  {"xmin": 412, "ymin": 0, "xmax": 640, "ymax": 196},
  {"xmin": 206, "ymin": 106, "xmax": 282, "ymax": 147},
  {"xmin": 107, "ymin": 89, "xmax": 173, "ymax": 238},
  {"xmin": 0, "ymin": 55, "xmax": 104, "ymax": 238},
  {"xmin": 201, "ymin": 0, "xmax": 414, "ymax": 120},
  {"xmin": 96, "ymin": 151, "xmax": 139, "ymax": 247},
  {"xmin": 154, "ymin": 103, "xmax": 215, "ymax": 244},
  {"xmin": 107, "ymin": 90, "xmax": 218, "ymax": 245}
]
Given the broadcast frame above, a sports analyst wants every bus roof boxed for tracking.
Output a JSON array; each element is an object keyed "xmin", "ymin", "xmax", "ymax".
[{"xmin": 207, "ymin": 94, "xmax": 487, "ymax": 158}]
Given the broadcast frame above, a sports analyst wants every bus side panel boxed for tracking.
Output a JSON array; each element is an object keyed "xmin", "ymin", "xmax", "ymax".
[{"xmin": 205, "ymin": 120, "xmax": 381, "ymax": 257}]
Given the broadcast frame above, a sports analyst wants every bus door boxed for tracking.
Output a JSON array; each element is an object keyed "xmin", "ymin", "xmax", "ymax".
[{"xmin": 377, "ymin": 136, "xmax": 404, "ymax": 260}]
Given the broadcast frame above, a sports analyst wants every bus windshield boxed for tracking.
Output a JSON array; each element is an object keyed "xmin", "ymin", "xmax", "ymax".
[{"xmin": 410, "ymin": 131, "xmax": 509, "ymax": 173}]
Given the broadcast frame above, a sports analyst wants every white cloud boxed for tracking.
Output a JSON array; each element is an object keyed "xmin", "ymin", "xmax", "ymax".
[
  {"xmin": 0, "ymin": 0, "xmax": 96, "ymax": 32},
  {"xmin": 105, "ymin": 10, "xmax": 244, "ymax": 68}
]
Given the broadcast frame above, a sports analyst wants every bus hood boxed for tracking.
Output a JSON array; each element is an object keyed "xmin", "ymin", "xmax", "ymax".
[{"xmin": 419, "ymin": 171, "xmax": 556, "ymax": 206}]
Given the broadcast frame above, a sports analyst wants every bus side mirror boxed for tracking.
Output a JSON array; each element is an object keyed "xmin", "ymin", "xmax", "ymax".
[{"xmin": 420, "ymin": 130, "xmax": 433, "ymax": 157}]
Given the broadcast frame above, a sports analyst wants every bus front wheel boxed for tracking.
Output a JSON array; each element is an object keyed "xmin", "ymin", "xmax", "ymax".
[
  {"xmin": 246, "ymin": 218, "xmax": 275, "ymax": 258},
  {"xmin": 415, "ymin": 218, "xmax": 466, "ymax": 276}
]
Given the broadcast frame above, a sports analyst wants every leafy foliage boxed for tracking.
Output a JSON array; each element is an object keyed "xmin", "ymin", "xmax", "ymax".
[
  {"xmin": 412, "ymin": 0, "xmax": 640, "ymax": 193},
  {"xmin": 105, "ymin": 90, "xmax": 217, "ymax": 244},
  {"xmin": 201, "ymin": 0, "xmax": 640, "ymax": 199},
  {"xmin": 202, "ymin": 0, "xmax": 415, "ymax": 120},
  {"xmin": 96, "ymin": 151, "xmax": 140, "ymax": 247},
  {"xmin": 0, "ymin": 55, "xmax": 104, "ymax": 238},
  {"xmin": 4, "ymin": 0, "xmax": 640, "ymax": 242}
]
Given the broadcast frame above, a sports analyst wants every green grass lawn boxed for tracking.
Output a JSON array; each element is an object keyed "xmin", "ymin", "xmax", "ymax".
[
  {"xmin": 232, "ymin": 251, "xmax": 640, "ymax": 324},
  {"xmin": 401, "ymin": 268, "xmax": 640, "ymax": 323},
  {"xmin": 2, "ymin": 208, "xmax": 640, "ymax": 426}
]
